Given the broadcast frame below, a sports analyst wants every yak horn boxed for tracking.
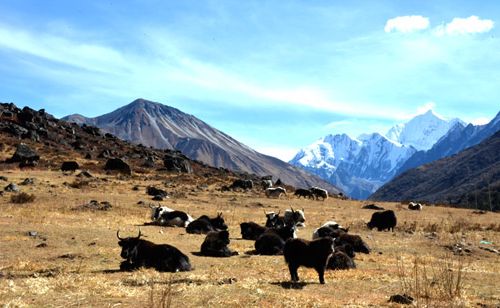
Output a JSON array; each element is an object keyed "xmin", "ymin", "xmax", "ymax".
[
  {"xmin": 116, "ymin": 230, "xmax": 123, "ymax": 240},
  {"xmin": 135, "ymin": 228, "xmax": 142, "ymax": 239}
]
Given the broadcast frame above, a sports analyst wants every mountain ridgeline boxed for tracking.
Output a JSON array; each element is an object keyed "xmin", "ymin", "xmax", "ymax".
[
  {"xmin": 289, "ymin": 110, "xmax": 465, "ymax": 199},
  {"xmin": 63, "ymin": 99, "xmax": 341, "ymax": 193},
  {"xmin": 370, "ymin": 130, "xmax": 500, "ymax": 211}
]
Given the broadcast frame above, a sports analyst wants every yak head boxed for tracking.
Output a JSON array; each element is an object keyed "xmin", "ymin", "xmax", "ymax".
[
  {"xmin": 211, "ymin": 212, "xmax": 228, "ymax": 231},
  {"xmin": 117, "ymin": 229, "xmax": 142, "ymax": 260}
]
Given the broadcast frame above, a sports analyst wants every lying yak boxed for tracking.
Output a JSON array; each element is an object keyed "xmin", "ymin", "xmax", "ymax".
[
  {"xmin": 186, "ymin": 213, "xmax": 228, "ymax": 234},
  {"xmin": 197, "ymin": 230, "xmax": 238, "ymax": 257},
  {"xmin": 117, "ymin": 230, "xmax": 191, "ymax": 272}
]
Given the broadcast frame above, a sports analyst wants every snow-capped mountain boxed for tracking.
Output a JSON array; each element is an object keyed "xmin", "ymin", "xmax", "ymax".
[
  {"xmin": 385, "ymin": 110, "xmax": 465, "ymax": 151},
  {"xmin": 289, "ymin": 133, "xmax": 416, "ymax": 199},
  {"xmin": 290, "ymin": 109, "xmax": 466, "ymax": 199}
]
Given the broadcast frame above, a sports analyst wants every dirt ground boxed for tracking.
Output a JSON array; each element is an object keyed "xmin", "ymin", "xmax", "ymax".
[{"xmin": 1, "ymin": 170, "xmax": 499, "ymax": 307}]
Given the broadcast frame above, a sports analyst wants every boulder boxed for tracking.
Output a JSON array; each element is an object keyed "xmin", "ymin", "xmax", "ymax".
[
  {"xmin": 163, "ymin": 152, "xmax": 192, "ymax": 173},
  {"xmin": 104, "ymin": 158, "xmax": 131, "ymax": 175},
  {"xmin": 8, "ymin": 143, "xmax": 40, "ymax": 165}
]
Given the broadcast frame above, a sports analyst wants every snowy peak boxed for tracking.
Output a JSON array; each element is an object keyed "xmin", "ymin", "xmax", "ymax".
[
  {"xmin": 385, "ymin": 109, "xmax": 465, "ymax": 151},
  {"xmin": 289, "ymin": 131, "xmax": 416, "ymax": 199}
]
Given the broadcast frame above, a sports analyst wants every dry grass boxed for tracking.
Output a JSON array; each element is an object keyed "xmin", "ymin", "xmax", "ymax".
[
  {"xmin": 10, "ymin": 192, "xmax": 36, "ymax": 204},
  {"xmin": 0, "ymin": 170, "xmax": 499, "ymax": 307}
]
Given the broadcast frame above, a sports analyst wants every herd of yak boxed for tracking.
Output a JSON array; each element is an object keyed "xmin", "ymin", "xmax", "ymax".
[{"xmin": 117, "ymin": 182, "xmax": 405, "ymax": 284}]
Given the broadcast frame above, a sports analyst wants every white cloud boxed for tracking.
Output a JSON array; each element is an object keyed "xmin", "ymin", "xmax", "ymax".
[
  {"xmin": 384, "ymin": 15, "xmax": 430, "ymax": 33},
  {"xmin": 434, "ymin": 16, "xmax": 494, "ymax": 36}
]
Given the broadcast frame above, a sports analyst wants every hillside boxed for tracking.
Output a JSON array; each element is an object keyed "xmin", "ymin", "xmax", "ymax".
[
  {"xmin": 1, "ymin": 103, "xmax": 500, "ymax": 307},
  {"xmin": 371, "ymin": 130, "xmax": 500, "ymax": 211},
  {"xmin": 63, "ymin": 99, "xmax": 341, "ymax": 193}
]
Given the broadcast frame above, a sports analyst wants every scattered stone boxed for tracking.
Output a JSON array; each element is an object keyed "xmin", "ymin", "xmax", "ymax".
[
  {"xmin": 36, "ymin": 243, "xmax": 48, "ymax": 248},
  {"xmin": 362, "ymin": 204, "xmax": 385, "ymax": 210},
  {"xmin": 0, "ymin": 176, "xmax": 8, "ymax": 181},
  {"xmin": 73, "ymin": 200, "xmax": 112, "ymax": 211},
  {"xmin": 137, "ymin": 201, "xmax": 145, "ymax": 205},
  {"xmin": 4, "ymin": 183, "xmax": 19, "ymax": 192},
  {"xmin": 76, "ymin": 170, "xmax": 93, "ymax": 178},
  {"xmin": 218, "ymin": 277, "xmax": 237, "ymax": 285},
  {"xmin": 388, "ymin": 294, "xmax": 413, "ymax": 305},
  {"xmin": 479, "ymin": 246, "xmax": 500, "ymax": 254},
  {"xmin": 58, "ymin": 253, "xmax": 82, "ymax": 260},
  {"xmin": 88, "ymin": 242, "xmax": 96, "ymax": 246},
  {"xmin": 472, "ymin": 210, "xmax": 487, "ymax": 214},
  {"xmin": 28, "ymin": 231, "xmax": 38, "ymax": 237},
  {"xmin": 132, "ymin": 185, "xmax": 139, "ymax": 191},
  {"xmin": 20, "ymin": 178, "xmax": 35, "ymax": 185}
]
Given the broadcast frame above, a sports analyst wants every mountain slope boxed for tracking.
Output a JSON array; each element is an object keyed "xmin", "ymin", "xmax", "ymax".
[
  {"xmin": 370, "ymin": 130, "xmax": 500, "ymax": 211},
  {"xmin": 63, "ymin": 99, "xmax": 341, "ymax": 193},
  {"xmin": 397, "ymin": 111, "xmax": 500, "ymax": 175},
  {"xmin": 289, "ymin": 133, "xmax": 415, "ymax": 199}
]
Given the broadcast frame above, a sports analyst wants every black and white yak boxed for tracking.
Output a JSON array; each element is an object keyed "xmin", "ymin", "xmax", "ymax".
[{"xmin": 150, "ymin": 205, "xmax": 193, "ymax": 227}]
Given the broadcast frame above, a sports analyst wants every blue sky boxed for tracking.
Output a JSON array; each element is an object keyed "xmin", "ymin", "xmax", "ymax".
[{"xmin": 1, "ymin": 1, "xmax": 499, "ymax": 160}]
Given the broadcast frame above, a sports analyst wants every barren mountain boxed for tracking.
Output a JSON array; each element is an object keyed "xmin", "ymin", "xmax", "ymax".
[{"xmin": 63, "ymin": 99, "xmax": 341, "ymax": 193}]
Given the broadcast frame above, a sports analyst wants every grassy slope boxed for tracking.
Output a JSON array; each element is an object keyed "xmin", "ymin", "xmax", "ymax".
[{"xmin": 0, "ymin": 170, "xmax": 499, "ymax": 307}]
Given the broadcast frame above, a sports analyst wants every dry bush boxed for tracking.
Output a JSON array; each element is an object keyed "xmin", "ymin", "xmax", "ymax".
[
  {"xmin": 397, "ymin": 254, "xmax": 466, "ymax": 307},
  {"xmin": 148, "ymin": 276, "xmax": 174, "ymax": 308},
  {"xmin": 67, "ymin": 179, "xmax": 91, "ymax": 189},
  {"xmin": 10, "ymin": 192, "xmax": 36, "ymax": 204}
]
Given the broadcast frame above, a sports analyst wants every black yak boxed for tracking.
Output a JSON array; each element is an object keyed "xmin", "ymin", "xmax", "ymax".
[
  {"xmin": 284, "ymin": 237, "xmax": 335, "ymax": 284},
  {"xmin": 367, "ymin": 210, "xmax": 397, "ymax": 231},
  {"xmin": 117, "ymin": 230, "xmax": 191, "ymax": 272}
]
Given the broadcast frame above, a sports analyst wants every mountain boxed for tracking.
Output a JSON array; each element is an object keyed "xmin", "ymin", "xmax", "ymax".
[
  {"xmin": 385, "ymin": 110, "xmax": 465, "ymax": 151},
  {"xmin": 370, "ymin": 130, "xmax": 500, "ymax": 211},
  {"xmin": 289, "ymin": 133, "xmax": 416, "ymax": 199},
  {"xmin": 397, "ymin": 111, "xmax": 500, "ymax": 175},
  {"xmin": 62, "ymin": 99, "xmax": 341, "ymax": 193}
]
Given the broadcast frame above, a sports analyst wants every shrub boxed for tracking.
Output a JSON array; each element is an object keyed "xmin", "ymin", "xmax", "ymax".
[{"xmin": 10, "ymin": 192, "xmax": 36, "ymax": 204}]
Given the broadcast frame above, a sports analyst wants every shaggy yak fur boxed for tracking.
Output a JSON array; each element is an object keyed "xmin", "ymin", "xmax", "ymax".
[
  {"xmin": 186, "ymin": 213, "xmax": 228, "ymax": 234},
  {"xmin": 117, "ymin": 230, "xmax": 191, "ymax": 272},
  {"xmin": 284, "ymin": 237, "xmax": 335, "ymax": 284},
  {"xmin": 198, "ymin": 230, "xmax": 238, "ymax": 257}
]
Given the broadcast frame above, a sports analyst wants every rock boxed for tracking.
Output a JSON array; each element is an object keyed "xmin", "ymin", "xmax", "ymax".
[
  {"xmin": 20, "ymin": 178, "xmax": 35, "ymax": 185},
  {"xmin": 36, "ymin": 243, "xmax": 48, "ymax": 248},
  {"xmin": 73, "ymin": 200, "xmax": 112, "ymax": 211},
  {"xmin": 76, "ymin": 170, "xmax": 93, "ymax": 178},
  {"xmin": 4, "ymin": 183, "xmax": 19, "ymax": 192},
  {"xmin": 362, "ymin": 204, "xmax": 385, "ymax": 210},
  {"xmin": 163, "ymin": 152, "xmax": 192, "ymax": 173},
  {"xmin": 8, "ymin": 143, "xmax": 40, "ymax": 165},
  {"xmin": 61, "ymin": 161, "xmax": 80, "ymax": 172},
  {"xmin": 104, "ymin": 158, "xmax": 131, "ymax": 175},
  {"xmin": 0, "ymin": 176, "xmax": 8, "ymax": 181},
  {"xmin": 388, "ymin": 294, "xmax": 413, "ymax": 305},
  {"xmin": 28, "ymin": 231, "xmax": 38, "ymax": 237}
]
